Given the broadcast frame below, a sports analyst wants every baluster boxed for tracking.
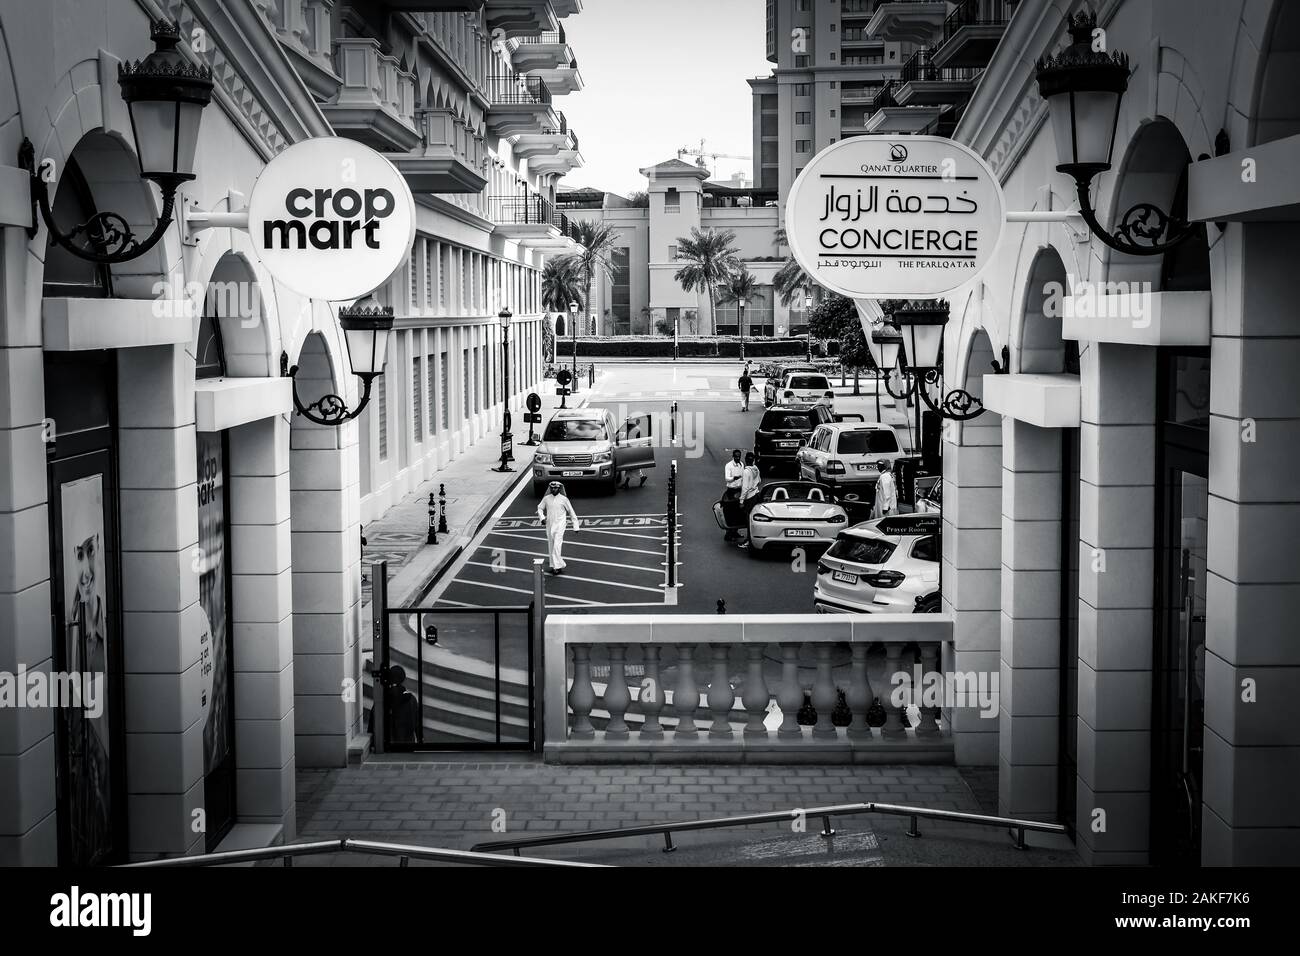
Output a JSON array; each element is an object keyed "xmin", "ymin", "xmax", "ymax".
[
  {"xmin": 742, "ymin": 644, "xmax": 769, "ymax": 738},
  {"xmin": 776, "ymin": 643, "xmax": 803, "ymax": 739},
  {"xmin": 708, "ymin": 645, "xmax": 735, "ymax": 739},
  {"xmin": 812, "ymin": 644, "xmax": 838, "ymax": 739},
  {"xmin": 640, "ymin": 645, "xmax": 664, "ymax": 740},
  {"xmin": 846, "ymin": 643, "xmax": 872, "ymax": 739},
  {"xmin": 569, "ymin": 644, "xmax": 595, "ymax": 740},
  {"xmin": 604, "ymin": 645, "xmax": 631, "ymax": 740},
  {"xmin": 672, "ymin": 644, "xmax": 700, "ymax": 739},
  {"xmin": 882, "ymin": 643, "xmax": 909, "ymax": 739},
  {"xmin": 916, "ymin": 643, "xmax": 942, "ymax": 737}
]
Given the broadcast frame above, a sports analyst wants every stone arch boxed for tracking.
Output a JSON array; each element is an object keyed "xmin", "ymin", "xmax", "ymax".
[
  {"xmin": 191, "ymin": 252, "xmax": 275, "ymax": 377},
  {"xmin": 1013, "ymin": 246, "xmax": 1072, "ymax": 375},
  {"xmin": 1251, "ymin": 0, "xmax": 1300, "ymax": 144}
]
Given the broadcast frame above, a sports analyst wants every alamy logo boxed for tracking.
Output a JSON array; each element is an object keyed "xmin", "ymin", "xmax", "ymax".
[
  {"xmin": 890, "ymin": 665, "xmax": 998, "ymax": 719},
  {"xmin": 50, "ymin": 887, "xmax": 151, "ymax": 936},
  {"xmin": 0, "ymin": 666, "xmax": 102, "ymax": 718},
  {"xmin": 263, "ymin": 187, "xmax": 397, "ymax": 251}
]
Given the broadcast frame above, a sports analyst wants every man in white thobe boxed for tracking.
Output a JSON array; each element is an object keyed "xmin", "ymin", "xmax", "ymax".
[
  {"xmin": 872, "ymin": 458, "xmax": 897, "ymax": 519},
  {"xmin": 536, "ymin": 481, "xmax": 580, "ymax": 573}
]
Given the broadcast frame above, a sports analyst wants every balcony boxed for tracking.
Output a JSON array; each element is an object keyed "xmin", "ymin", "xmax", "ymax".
[
  {"xmin": 386, "ymin": 107, "xmax": 489, "ymax": 193},
  {"xmin": 551, "ymin": 0, "xmax": 582, "ymax": 15},
  {"xmin": 485, "ymin": 73, "xmax": 558, "ymax": 136},
  {"xmin": 863, "ymin": 78, "xmax": 944, "ymax": 133},
  {"xmin": 512, "ymin": 112, "xmax": 583, "ymax": 174},
  {"xmin": 522, "ymin": 56, "xmax": 584, "ymax": 95},
  {"xmin": 380, "ymin": 1, "xmax": 485, "ymax": 10},
  {"xmin": 930, "ymin": 0, "xmax": 1016, "ymax": 69},
  {"xmin": 254, "ymin": 0, "xmax": 339, "ymax": 100},
  {"xmin": 544, "ymin": 614, "xmax": 957, "ymax": 763},
  {"xmin": 894, "ymin": 47, "xmax": 980, "ymax": 107},
  {"xmin": 323, "ymin": 38, "xmax": 420, "ymax": 152},
  {"xmin": 863, "ymin": 1, "xmax": 949, "ymax": 44},
  {"xmin": 486, "ymin": 0, "xmax": 558, "ymax": 38},
  {"xmin": 487, "ymin": 194, "xmax": 573, "ymax": 250},
  {"xmin": 511, "ymin": 25, "xmax": 573, "ymax": 71}
]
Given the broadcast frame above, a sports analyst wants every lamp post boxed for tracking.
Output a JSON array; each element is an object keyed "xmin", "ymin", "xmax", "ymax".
[
  {"xmin": 738, "ymin": 297, "xmax": 747, "ymax": 363},
  {"xmin": 568, "ymin": 300, "xmax": 579, "ymax": 393},
  {"xmin": 1034, "ymin": 7, "xmax": 1203, "ymax": 255},
  {"xmin": 283, "ymin": 296, "xmax": 393, "ymax": 426},
  {"xmin": 804, "ymin": 294, "xmax": 814, "ymax": 362},
  {"xmin": 19, "ymin": 18, "xmax": 213, "ymax": 261},
  {"xmin": 493, "ymin": 308, "xmax": 515, "ymax": 473},
  {"xmin": 868, "ymin": 300, "xmax": 984, "ymax": 424}
]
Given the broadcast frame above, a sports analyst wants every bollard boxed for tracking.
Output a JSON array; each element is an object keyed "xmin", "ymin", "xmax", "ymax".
[
  {"xmin": 665, "ymin": 461, "xmax": 679, "ymax": 589},
  {"xmin": 588, "ymin": 363, "xmax": 595, "ymax": 388},
  {"xmin": 437, "ymin": 484, "xmax": 449, "ymax": 534},
  {"xmin": 717, "ymin": 598, "xmax": 726, "ymax": 614},
  {"xmin": 670, "ymin": 401, "xmax": 678, "ymax": 445},
  {"xmin": 426, "ymin": 492, "xmax": 438, "ymax": 545}
]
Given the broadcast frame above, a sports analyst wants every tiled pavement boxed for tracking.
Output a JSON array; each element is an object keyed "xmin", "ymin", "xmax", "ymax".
[{"xmin": 284, "ymin": 761, "xmax": 1080, "ymax": 866}]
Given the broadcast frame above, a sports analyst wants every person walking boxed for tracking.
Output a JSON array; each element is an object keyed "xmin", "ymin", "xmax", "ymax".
[
  {"xmin": 737, "ymin": 452, "xmax": 763, "ymax": 549},
  {"xmin": 536, "ymin": 481, "xmax": 580, "ymax": 573},
  {"xmin": 722, "ymin": 449, "xmax": 745, "ymax": 540},
  {"xmin": 738, "ymin": 367, "xmax": 754, "ymax": 411},
  {"xmin": 872, "ymin": 458, "xmax": 897, "ymax": 519}
]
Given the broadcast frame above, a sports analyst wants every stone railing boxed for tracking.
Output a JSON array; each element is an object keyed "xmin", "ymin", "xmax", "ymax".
[
  {"xmin": 544, "ymin": 614, "xmax": 955, "ymax": 763},
  {"xmin": 333, "ymin": 37, "xmax": 417, "ymax": 129}
]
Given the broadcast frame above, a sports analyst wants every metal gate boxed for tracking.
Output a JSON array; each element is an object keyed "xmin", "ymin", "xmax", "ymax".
[{"xmin": 370, "ymin": 560, "xmax": 537, "ymax": 752}]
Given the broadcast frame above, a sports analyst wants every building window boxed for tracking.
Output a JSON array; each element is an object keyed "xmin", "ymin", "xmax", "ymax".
[
  {"xmin": 668, "ymin": 244, "xmax": 678, "ymax": 260},
  {"xmin": 427, "ymin": 353, "xmax": 437, "ymax": 435},
  {"xmin": 611, "ymin": 247, "xmax": 631, "ymax": 334},
  {"xmin": 795, "ymin": 167, "xmax": 805, "ymax": 177},
  {"xmin": 795, "ymin": 140, "xmax": 811, "ymax": 153},
  {"xmin": 830, "ymin": 52, "xmax": 837, "ymax": 61},
  {"xmin": 440, "ymin": 351, "xmax": 450, "ymax": 430},
  {"xmin": 793, "ymin": 83, "xmax": 811, "ymax": 96},
  {"xmin": 795, "ymin": 111, "xmax": 811, "ymax": 125},
  {"xmin": 830, "ymin": 22, "xmax": 837, "ymax": 31},
  {"xmin": 462, "ymin": 349, "xmax": 470, "ymax": 417},
  {"xmin": 412, "ymin": 355, "xmax": 423, "ymax": 441},
  {"xmin": 830, "ymin": 137, "xmax": 837, "ymax": 144},
  {"xmin": 829, "ymin": 108, "xmax": 836, "ymax": 117},
  {"xmin": 409, "ymin": 237, "xmax": 422, "ymax": 308},
  {"xmin": 665, "ymin": 187, "xmax": 680, "ymax": 212},
  {"xmin": 376, "ymin": 374, "xmax": 388, "ymax": 461},
  {"xmin": 798, "ymin": 0, "xmax": 811, "ymax": 10},
  {"xmin": 794, "ymin": 55, "xmax": 810, "ymax": 67},
  {"xmin": 482, "ymin": 347, "xmax": 491, "ymax": 408}
]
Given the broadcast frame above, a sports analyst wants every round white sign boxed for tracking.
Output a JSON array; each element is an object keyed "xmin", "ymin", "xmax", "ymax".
[
  {"xmin": 785, "ymin": 136, "xmax": 1005, "ymax": 299},
  {"xmin": 248, "ymin": 137, "xmax": 416, "ymax": 302}
]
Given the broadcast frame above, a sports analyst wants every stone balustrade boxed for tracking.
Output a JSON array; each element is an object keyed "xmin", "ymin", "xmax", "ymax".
[{"xmin": 544, "ymin": 614, "xmax": 956, "ymax": 763}]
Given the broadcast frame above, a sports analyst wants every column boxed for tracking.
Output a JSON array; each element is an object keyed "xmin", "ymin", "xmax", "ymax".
[
  {"xmin": 228, "ymin": 416, "xmax": 296, "ymax": 838},
  {"xmin": 1076, "ymin": 343, "xmax": 1156, "ymax": 864},
  {"xmin": 117, "ymin": 344, "xmax": 205, "ymax": 859},
  {"xmin": 1202, "ymin": 222, "xmax": 1300, "ymax": 864},
  {"xmin": 999, "ymin": 419, "xmax": 1062, "ymax": 821}
]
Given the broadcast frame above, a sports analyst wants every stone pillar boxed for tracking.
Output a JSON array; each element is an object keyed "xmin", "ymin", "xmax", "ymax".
[
  {"xmin": 1076, "ymin": 342, "xmax": 1156, "ymax": 865},
  {"xmin": 228, "ymin": 416, "xmax": 295, "ymax": 838},
  {"xmin": 998, "ymin": 419, "xmax": 1062, "ymax": 821},
  {"xmin": 942, "ymin": 409, "xmax": 1003, "ymax": 764},
  {"xmin": 1202, "ymin": 222, "xmax": 1300, "ymax": 864},
  {"xmin": 117, "ymin": 344, "xmax": 204, "ymax": 859}
]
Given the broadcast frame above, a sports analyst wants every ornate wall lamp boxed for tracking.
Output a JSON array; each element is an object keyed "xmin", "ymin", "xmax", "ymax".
[
  {"xmin": 869, "ymin": 300, "xmax": 986, "ymax": 422},
  {"xmin": 1035, "ymin": 8, "xmax": 1203, "ymax": 255},
  {"xmin": 19, "ymin": 19, "xmax": 212, "ymax": 262},
  {"xmin": 281, "ymin": 298, "xmax": 394, "ymax": 427}
]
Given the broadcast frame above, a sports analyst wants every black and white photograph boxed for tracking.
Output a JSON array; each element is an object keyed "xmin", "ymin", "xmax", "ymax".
[{"xmin": 0, "ymin": 0, "xmax": 1295, "ymax": 938}]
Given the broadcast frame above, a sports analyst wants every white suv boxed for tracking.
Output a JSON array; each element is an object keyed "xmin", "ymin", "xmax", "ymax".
[
  {"xmin": 813, "ymin": 513, "xmax": 941, "ymax": 614},
  {"xmin": 780, "ymin": 371, "xmax": 832, "ymax": 405},
  {"xmin": 796, "ymin": 422, "xmax": 904, "ymax": 504},
  {"xmin": 532, "ymin": 407, "xmax": 655, "ymax": 496}
]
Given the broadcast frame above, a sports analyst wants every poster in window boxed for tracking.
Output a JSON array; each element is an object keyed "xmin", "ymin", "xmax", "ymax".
[
  {"xmin": 196, "ymin": 433, "xmax": 232, "ymax": 775},
  {"xmin": 59, "ymin": 474, "xmax": 112, "ymax": 865}
]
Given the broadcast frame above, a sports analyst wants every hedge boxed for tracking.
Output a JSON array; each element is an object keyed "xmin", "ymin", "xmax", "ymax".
[{"xmin": 555, "ymin": 338, "xmax": 826, "ymax": 359}]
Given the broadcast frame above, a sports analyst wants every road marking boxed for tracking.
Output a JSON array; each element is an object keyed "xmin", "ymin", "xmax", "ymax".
[
  {"xmin": 477, "ymin": 545, "xmax": 663, "ymax": 575},
  {"xmin": 450, "ymin": 577, "xmax": 603, "ymax": 605},
  {"xmin": 487, "ymin": 531, "xmax": 664, "ymax": 557},
  {"xmin": 571, "ymin": 528, "xmax": 669, "ymax": 541},
  {"xmin": 466, "ymin": 561, "xmax": 667, "ymax": 595}
]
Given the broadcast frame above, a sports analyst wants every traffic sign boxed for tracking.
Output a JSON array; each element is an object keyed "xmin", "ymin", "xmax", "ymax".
[
  {"xmin": 556, "ymin": 369, "xmax": 572, "ymax": 386},
  {"xmin": 526, "ymin": 392, "xmax": 541, "ymax": 413}
]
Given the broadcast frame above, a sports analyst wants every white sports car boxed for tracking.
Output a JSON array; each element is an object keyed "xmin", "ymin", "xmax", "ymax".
[{"xmin": 742, "ymin": 480, "xmax": 848, "ymax": 554}]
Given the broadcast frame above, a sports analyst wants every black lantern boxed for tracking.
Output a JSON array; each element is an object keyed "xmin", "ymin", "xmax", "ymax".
[
  {"xmin": 877, "ymin": 301, "xmax": 985, "ymax": 422},
  {"xmin": 19, "ymin": 19, "xmax": 212, "ymax": 263},
  {"xmin": 493, "ymin": 308, "xmax": 515, "ymax": 473},
  {"xmin": 1035, "ymin": 7, "xmax": 1201, "ymax": 255},
  {"xmin": 283, "ymin": 297, "xmax": 393, "ymax": 427}
]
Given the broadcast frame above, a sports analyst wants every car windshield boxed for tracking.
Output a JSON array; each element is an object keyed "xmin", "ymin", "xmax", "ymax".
[
  {"xmin": 543, "ymin": 419, "xmax": 606, "ymax": 441},
  {"xmin": 788, "ymin": 375, "xmax": 829, "ymax": 390},
  {"xmin": 761, "ymin": 412, "xmax": 813, "ymax": 431},
  {"xmin": 836, "ymin": 430, "xmax": 900, "ymax": 455},
  {"xmin": 827, "ymin": 536, "xmax": 896, "ymax": 565}
]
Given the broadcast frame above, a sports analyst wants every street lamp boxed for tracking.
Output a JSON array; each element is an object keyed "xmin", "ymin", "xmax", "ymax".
[
  {"xmin": 568, "ymin": 300, "xmax": 579, "ymax": 393},
  {"xmin": 19, "ymin": 18, "xmax": 213, "ymax": 262},
  {"xmin": 283, "ymin": 296, "xmax": 393, "ymax": 426},
  {"xmin": 873, "ymin": 301, "xmax": 985, "ymax": 422},
  {"xmin": 803, "ymin": 294, "xmax": 814, "ymax": 361},
  {"xmin": 494, "ymin": 308, "xmax": 515, "ymax": 473},
  {"xmin": 738, "ymin": 297, "xmax": 748, "ymax": 363},
  {"xmin": 1035, "ymin": 7, "xmax": 1202, "ymax": 255}
]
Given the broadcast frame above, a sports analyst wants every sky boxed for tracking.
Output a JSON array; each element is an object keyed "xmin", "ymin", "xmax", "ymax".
[{"xmin": 555, "ymin": 0, "xmax": 773, "ymax": 196}]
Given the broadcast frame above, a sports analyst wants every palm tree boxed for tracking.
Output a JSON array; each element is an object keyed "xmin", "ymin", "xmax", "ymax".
[
  {"xmin": 541, "ymin": 255, "xmax": 583, "ymax": 314},
  {"xmin": 716, "ymin": 265, "xmax": 759, "ymax": 361},
  {"xmin": 570, "ymin": 219, "xmax": 620, "ymax": 332},
  {"xmin": 672, "ymin": 227, "xmax": 740, "ymax": 338}
]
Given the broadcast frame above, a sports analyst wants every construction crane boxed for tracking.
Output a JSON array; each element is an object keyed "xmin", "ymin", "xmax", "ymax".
[{"xmin": 676, "ymin": 139, "xmax": 752, "ymax": 176}]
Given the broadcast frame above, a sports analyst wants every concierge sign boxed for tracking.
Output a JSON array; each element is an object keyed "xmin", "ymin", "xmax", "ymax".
[
  {"xmin": 785, "ymin": 136, "xmax": 1005, "ymax": 298},
  {"xmin": 248, "ymin": 137, "xmax": 416, "ymax": 302}
]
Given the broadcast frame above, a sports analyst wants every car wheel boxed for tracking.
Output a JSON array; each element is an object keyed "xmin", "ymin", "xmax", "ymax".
[
  {"xmin": 532, "ymin": 480, "xmax": 546, "ymax": 498},
  {"xmin": 914, "ymin": 593, "xmax": 940, "ymax": 614}
]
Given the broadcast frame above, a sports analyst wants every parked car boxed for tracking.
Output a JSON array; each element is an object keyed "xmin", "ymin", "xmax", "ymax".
[
  {"xmin": 738, "ymin": 480, "xmax": 848, "ymax": 554},
  {"xmin": 531, "ymin": 407, "xmax": 655, "ymax": 496},
  {"xmin": 781, "ymin": 371, "xmax": 834, "ymax": 405},
  {"xmin": 754, "ymin": 403, "xmax": 834, "ymax": 473},
  {"xmin": 795, "ymin": 422, "xmax": 905, "ymax": 506},
  {"xmin": 914, "ymin": 474, "xmax": 942, "ymax": 514},
  {"xmin": 763, "ymin": 363, "xmax": 819, "ymax": 407},
  {"xmin": 813, "ymin": 513, "xmax": 942, "ymax": 613}
]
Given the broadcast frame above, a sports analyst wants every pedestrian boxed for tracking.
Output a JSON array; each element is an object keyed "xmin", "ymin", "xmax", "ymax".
[
  {"xmin": 536, "ymin": 480, "xmax": 580, "ymax": 573},
  {"xmin": 782, "ymin": 389, "xmax": 796, "ymax": 405},
  {"xmin": 738, "ymin": 366, "xmax": 754, "ymax": 411},
  {"xmin": 872, "ymin": 458, "xmax": 897, "ymax": 519},
  {"xmin": 819, "ymin": 390, "xmax": 835, "ymax": 415},
  {"xmin": 737, "ymin": 452, "xmax": 763, "ymax": 549},
  {"xmin": 722, "ymin": 448, "xmax": 745, "ymax": 540}
]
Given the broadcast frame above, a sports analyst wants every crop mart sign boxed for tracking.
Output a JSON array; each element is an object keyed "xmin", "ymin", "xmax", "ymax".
[
  {"xmin": 785, "ymin": 136, "xmax": 1005, "ymax": 298},
  {"xmin": 248, "ymin": 137, "xmax": 416, "ymax": 302}
]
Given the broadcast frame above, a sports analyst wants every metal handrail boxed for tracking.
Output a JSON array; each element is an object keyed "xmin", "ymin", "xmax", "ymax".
[
  {"xmin": 122, "ymin": 837, "xmax": 604, "ymax": 868},
  {"xmin": 471, "ymin": 800, "xmax": 1067, "ymax": 856}
]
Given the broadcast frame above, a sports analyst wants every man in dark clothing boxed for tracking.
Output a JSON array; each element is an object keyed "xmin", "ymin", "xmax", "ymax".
[{"xmin": 738, "ymin": 368, "xmax": 754, "ymax": 411}]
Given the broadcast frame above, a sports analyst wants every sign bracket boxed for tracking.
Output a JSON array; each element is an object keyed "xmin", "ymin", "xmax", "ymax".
[{"xmin": 183, "ymin": 193, "xmax": 249, "ymax": 246}]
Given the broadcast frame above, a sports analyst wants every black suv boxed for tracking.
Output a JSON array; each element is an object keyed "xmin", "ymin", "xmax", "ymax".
[{"xmin": 754, "ymin": 404, "xmax": 833, "ymax": 473}]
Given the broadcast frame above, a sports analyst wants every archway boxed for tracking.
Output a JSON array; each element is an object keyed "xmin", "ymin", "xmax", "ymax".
[
  {"xmin": 1016, "ymin": 247, "xmax": 1076, "ymax": 374},
  {"xmin": 1254, "ymin": 0, "xmax": 1300, "ymax": 144}
]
